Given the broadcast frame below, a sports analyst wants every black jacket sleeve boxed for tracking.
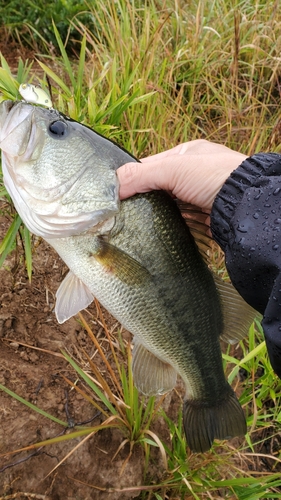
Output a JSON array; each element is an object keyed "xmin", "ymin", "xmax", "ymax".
[{"xmin": 210, "ymin": 153, "xmax": 281, "ymax": 378}]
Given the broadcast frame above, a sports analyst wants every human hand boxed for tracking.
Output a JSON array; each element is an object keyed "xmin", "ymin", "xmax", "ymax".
[{"xmin": 117, "ymin": 139, "xmax": 247, "ymax": 210}]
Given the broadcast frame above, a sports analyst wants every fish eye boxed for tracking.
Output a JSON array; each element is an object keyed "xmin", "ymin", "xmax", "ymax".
[{"xmin": 49, "ymin": 121, "xmax": 67, "ymax": 137}]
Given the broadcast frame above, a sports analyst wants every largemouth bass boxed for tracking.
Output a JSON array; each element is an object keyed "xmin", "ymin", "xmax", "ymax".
[{"xmin": 0, "ymin": 99, "xmax": 254, "ymax": 452}]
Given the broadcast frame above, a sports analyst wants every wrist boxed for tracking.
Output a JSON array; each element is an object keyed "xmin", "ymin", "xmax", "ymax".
[{"xmin": 210, "ymin": 152, "xmax": 281, "ymax": 248}]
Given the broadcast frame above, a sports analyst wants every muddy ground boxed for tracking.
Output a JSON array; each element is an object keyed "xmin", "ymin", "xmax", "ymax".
[{"xmin": 0, "ymin": 37, "xmax": 281, "ymax": 500}]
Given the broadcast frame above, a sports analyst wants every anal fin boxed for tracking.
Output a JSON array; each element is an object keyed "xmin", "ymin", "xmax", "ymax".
[{"xmin": 132, "ymin": 340, "xmax": 177, "ymax": 396}]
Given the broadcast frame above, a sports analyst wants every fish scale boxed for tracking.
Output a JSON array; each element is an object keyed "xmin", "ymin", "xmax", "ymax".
[
  {"xmin": 49, "ymin": 191, "xmax": 233, "ymax": 403},
  {"xmin": 0, "ymin": 98, "xmax": 255, "ymax": 453}
]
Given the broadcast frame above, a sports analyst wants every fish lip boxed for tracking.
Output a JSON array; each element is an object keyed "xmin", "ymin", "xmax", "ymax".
[
  {"xmin": 0, "ymin": 100, "xmax": 33, "ymax": 145},
  {"xmin": 0, "ymin": 99, "xmax": 26, "ymax": 117},
  {"xmin": 3, "ymin": 100, "xmax": 17, "ymax": 111}
]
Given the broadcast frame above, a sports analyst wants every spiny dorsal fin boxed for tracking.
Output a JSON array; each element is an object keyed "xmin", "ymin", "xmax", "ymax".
[
  {"xmin": 132, "ymin": 339, "xmax": 177, "ymax": 396},
  {"xmin": 176, "ymin": 202, "xmax": 213, "ymax": 265},
  {"xmin": 177, "ymin": 202, "xmax": 257, "ymax": 342}
]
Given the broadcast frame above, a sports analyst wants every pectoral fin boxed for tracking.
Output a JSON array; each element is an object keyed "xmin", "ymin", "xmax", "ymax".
[
  {"xmin": 92, "ymin": 237, "xmax": 151, "ymax": 286},
  {"xmin": 132, "ymin": 339, "xmax": 177, "ymax": 396},
  {"xmin": 55, "ymin": 271, "xmax": 94, "ymax": 324}
]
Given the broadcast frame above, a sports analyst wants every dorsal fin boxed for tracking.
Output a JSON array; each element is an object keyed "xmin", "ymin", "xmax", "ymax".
[
  {"xmin": 177, "ymin": 202, "xmax": 212, "ymax": 265},
  {"xmin": 177, "ymin": 202, "xmax": 257, "ymax": 342}
]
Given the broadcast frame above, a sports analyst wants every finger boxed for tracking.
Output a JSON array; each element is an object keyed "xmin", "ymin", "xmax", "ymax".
[
  {"xmin": 140, "ymin": 142, "xmax": 192, "ymax": 163},
  {"xmin": 140, "ymin": 148, "xmax": 178, "ymax": 163},
  {"xmin": 117, "ymin": 160, "xmax": 170, "ymax": 199}
]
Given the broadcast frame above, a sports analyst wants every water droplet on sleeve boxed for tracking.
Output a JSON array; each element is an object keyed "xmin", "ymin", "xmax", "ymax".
[
  {"xmin": 237, "ymin": 224, "xmax": 248, "ymax": 233},
  {"xmin": 254, "ymin": 189, "xmax": 263, "ymax": 200}
]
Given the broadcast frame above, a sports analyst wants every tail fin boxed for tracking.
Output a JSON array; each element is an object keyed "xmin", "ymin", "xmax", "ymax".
[{"xmin": 183, "ymin": 386, "xmax": 246, "ymax": 453}]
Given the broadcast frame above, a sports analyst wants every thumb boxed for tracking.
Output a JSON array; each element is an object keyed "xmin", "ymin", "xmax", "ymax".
[{"xmin": 117, "ymin": 161, "xmax": 166, "ymax": 199}]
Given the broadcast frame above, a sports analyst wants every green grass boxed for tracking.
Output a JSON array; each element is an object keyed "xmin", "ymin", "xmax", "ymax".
[
  {"xmin": 0, "ymin": 0, "xmax": 95, "ymax": 50},
  {"xmin": 1, "ymin": 0, "xmax": 281, "ymax": 497}
]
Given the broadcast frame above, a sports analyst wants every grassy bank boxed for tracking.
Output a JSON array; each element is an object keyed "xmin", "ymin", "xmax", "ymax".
[{"xmin": 1, "ymin": 0, "xmax": 281, "ymax": 498}]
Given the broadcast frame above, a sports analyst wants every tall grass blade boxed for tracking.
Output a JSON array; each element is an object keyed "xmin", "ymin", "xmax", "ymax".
[
  {"xmin": 21, "ymin": 224, "xmax": 32, "ymax": 281},
  {"xmin": 0, "ymin": 214, "xmax": 22, "ymax": 266},
  {"xmin": 0, "ymin": 383, "xmax": 67, "ymax": 427},
  {"xmin": 52, "ymin": 21, "xmax": 76, "ymax": 89},
  {"xmin": 62, "ymin": 350, "xmax": 117, "ymax": 416},
  {"xmin": 37, "ymin": 62, "xmax": 72, "ymax": 97}
]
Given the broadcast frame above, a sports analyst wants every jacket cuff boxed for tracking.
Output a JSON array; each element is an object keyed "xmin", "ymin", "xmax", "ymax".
[{"xmin": 210, "ymin": 153, "xmax": 281, "ymax": 250}]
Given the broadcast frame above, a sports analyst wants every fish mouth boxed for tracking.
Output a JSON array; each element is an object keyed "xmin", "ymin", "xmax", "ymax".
[
  {"xmin": 2, "ymin": 100, "xmax": 17, "ymax": 112},
  {"xmin": 0, "ymin": 99, "xmax": 28, "ymax": 121},
  {"xmin": 0, "ymin": 100, "xmax": 34, "ymax": 154}
]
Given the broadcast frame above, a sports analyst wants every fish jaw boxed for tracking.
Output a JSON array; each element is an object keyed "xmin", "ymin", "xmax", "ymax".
[{"xmin": 0, "ymin": 100, "xmax": 122, "ymax": 238}]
